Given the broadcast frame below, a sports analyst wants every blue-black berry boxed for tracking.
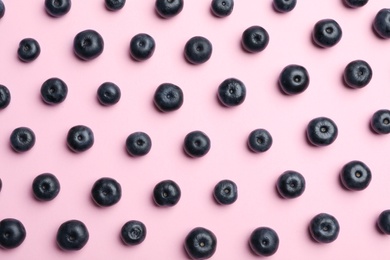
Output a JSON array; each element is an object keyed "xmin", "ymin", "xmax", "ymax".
[
  {"xmin": 184, "ymin": 131, "xmax": 211, "ymax": 158},
  {"xmin": 121, "ymin": 220, "xmax": 147, "ymax": 245},
  {"xmin": 306, "ymin": 117, "xmax": 338, "ymax": 146},
  {"xmin": 273, "ymin": 0, "xmax": 296, "ymax": 13},
  {"xmin": 0, "ymin": 84, "xmax": 11, "ymax": 109},
  {"xmin": 343, "ymin": 0, "xmax": 368, "ymax": 8},
  {"xmin": 241, "ymin": 26, "xmax": 269, "ymax": 53},
  {"xmin": 309, "ymin": 213, "xmax": 340, "ymax": 243},
  {"xmin": 184, "ymin": 227, "xmax": 217, "ymax": 260},
  {"xmin": 126, "ymin": 132, "xmax": 152, "ymax": 157},
  {"xmin": 10, "ymin": 127, "xmax": 36, "ymax": 153},
  {"xmin": 153, "ymin": 180, "xmax": 181, "ymax": 207},
  {"xmin": 247, "ymin": 129, "xmax": 273, "ymax": 153},
  {"xmin": 371, "ymin": 109, "xmax": 390, "ymax": 134},
  {"xmin": 343, "ymin": 60, "xmax": 372, "ymax": 89},
  {"xmin": 91, "ymin": 177, "xmax": 122, "ymax": 207},
  {"xmin": 211, "ymin": 0, "xmax": 234, "ymax": 17},
  {"xmin": 45, "ymin": 0, "xmax": 71, "ymax": 17},
  {"xmin": 0, "ymin": 218, "xmax": 26, "ymax": 249},
  {"xmin": 56, "ymin": 220, "xmax": 89, "ymax": 251},
  {"xmin": 154, "ymin": 83, "xmax": 184, "ymax": 112},
  {"xmin": 66, "ymin": 125, "xmax": 94, "ymax": 153},
  {"xmin": 276, "ymin": 170, "xmax": 306, "ymax": 199},
  {"xmin": 155, "ymin": 0, "xmax": 183, "ymax": 18},
  {"xmin": 41, "ymin": 77, "xmax": 68, "ymax": 105},
  {"xmin": 312, "ymin": 19, "xmax": 342, "ymax": 48},
  {"xmin": 32, "ymin": 173, "xmax": 61, "ymax": 201},
  {"xmin": 17, "ymin": 38, "xmax": 41, "ymax": 62},
  {"xmin": 279, "ymin": 64, "xmax": 310, "ymax": 95},
  {"xmin": 97, "ymin": 82, "xmax": 121, "ymax": 106},
  {"xmin": 213, "ymin": 179, "xmax": 238, "ymax": 205},
  {"xmin": 378, "ymin": 210, "xmax": 390, "ymax": 235},
  {"xmin": 73, "ymin": 30, "xmax": 104, "ymax": 61},
  {"xmin": 217, "ymin": 78, "xmax": 246, "ymax": 107},
  {"xmin": 0, "ymin": 0, "xmax": 5, "ymax": 19},
  {"xmin": 184, "ymin": 36, "xmax": 213, "ymax": 64},
  {"xmin": 130, "ymin": 33, "xmax": 156, "ymax": 61},
  {"xmin": 105, "ymin": 0, "xmax": 126, "ymax": 11},
  {"xmin": 249, "ymin": 227, "xmax": 279, "ymax": 256},
  {"xmin": 340, "ymin": 160, "xmax": 371, "ymax": 191},
  {"xmin": 374, "ymin": 8, "xmax": 390, "ymax": 39}
]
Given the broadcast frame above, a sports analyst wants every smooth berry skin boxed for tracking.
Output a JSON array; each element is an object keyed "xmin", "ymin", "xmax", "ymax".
[
  {"xmin": 97, "ymin": 82, "xmax": 121, "ymax": 106},
  {"xmin": 154, "ymin": 83, "xmax": 184, "ymax": 112},
  {"xmin": 10, "ymin": 127, "xmax": 36, "ymax": 153},
  {"xmin": 217, "ymin": 78, "xmax": 246, "ymax": 107},
  {"xmin": 32, "ymin": 173, "xmax": 60, "ymax": 201},
  {"xmin": 242, "ymin": 26, "xmax": 269, "ymax": 53},
  {"xmin": 130, "ymin": 33, "xmax": 156, "ymax": 61},
  {"xmin": 184, "ymin": 36, "xmax": 213, "ymax": 65},
  {"xmin": 66, "ymin": 125, "xmax": 94, "ymax": 153},
  {"xmin": 343, "ymin": 60, "xmax": 372, "ymax": 89},
  {"xmin": 121, "ymin": 220, "xmax": 147, "ymax": 245},
  {"xmin": 249, "ymin": 227, "xmax": 279, "ymax": 256},
  {"xmin": 309, "ymin": 213, "xmax": 340, "ymax": 243},
  {"xmin": 91, "ymin": 177, "xmax": 121, "ymax": 207},
  {"xmin": 247, "ymin": 129, "xmax": 273, "ymax": 153},
  {"xmin": 306, "ymin": 117, "xmax": 338, "ymax": 146},
  {"xmin": 184, "ymin": 131, "xmax": 211, "ymax": 158},
  {"xmin": 56, "ymin": 220, "xmax": 89, "ymax": 251},
  {"xmin": 0, "ymin": 219, "xmax": 26, "ymax": 249},
  {"xmin": 343, "ymin": 0, "xmax": 368, "ymax": 8},
  {"xmin": 41, "ymin": 78, "xmax": 68, "ymax": 105},
  {"xmin": 213, "ymin": 180, "xmax": 237, "ymax": 205},
  {"xmin": 73, "ymin": 30, "xmax": 104, "ymax": 61},
  {"xmin": 126, "ymin": 132, "xmax": 152, "ymax": 157},
  {"xmin": 153, "ymin": 180, "xmax": 181, "ymax": 207},
  {"xmin": 0, "ymin": 1, "xmax": 5, "ymax": 19},
  {"xmin": 312, "ymin": 19, "xmax": 342, "ymax": 48},
  {"xmin": 155, "ymin": 0, "xmax": 183, "ymax": 18},
  {"xmin": 371, "ymin": 109, "xmax": 390, "ymax": 134},
  {"xmin": 105, "ymin": 0, "xmax": 126, "ymax": 11},
  {"xmin": 374, "ymin": 9, "xmax": 390, "ymax": 39},
  {"xmin": 273, "ymin": 0, "xmax": 296, "ymax": 13},
  {"xmin": 276, "ymin": 171, "xmax": 306, "ymax": 199},
  {"xmin": 17, "ymin": 38, "xmax": 41, "ymax": 62},
  {"xmin": 0, "ymin": 85, "xmax": 11, "ymax": 109},
  {"xmin": 45, "ymin": 0, "xmax": 71, "ymax": 17},
  {"xmin": 184, "ymin": 227, "xmax": 217, "ymax": 260},
  {"xmin": 279, "ymin": 64, "xmax": 310, "ymax": 95},
  {"xmin": 211, "ymin": 0, "xmax": 234, "ymax": 17},
  {"xmin": 340, "ymin": 160, "xmax": 371, "ymax": 191},
  {"xmin": 378, "ymin": 210, "xmax": 390, "ymax": 234}
]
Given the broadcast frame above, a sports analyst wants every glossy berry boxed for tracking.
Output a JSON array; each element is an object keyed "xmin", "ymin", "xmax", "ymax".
[
  {"xmin": 10, "ymin": 127, "xmax": 36, "ymax": 152},
  {"xmin": 73, "ymin": 30, "xmax": 104, "ymax": 61},
  {"xmin": 213, "ymin": 179, "xmax": 238, "ymax": 205},
  {"xmin": 343, "ymin": 60, "xmax": 372, "ymax": 89},
  {"xmin": 91, "ymin": 177, "xmax": 122, "ymax": 207},
  {"xmin": 242, "ymin": 26, "xmax": 269, "ymax": 53},
  {"xmin": 154, "ymin": 83, "xmax": 184, "ymax": 112},
  {"xmin": 66, "ymin": 125, "xmax": 94, "ymax": 152},
  {"xmin": 184, "ymin": 36, "xmax": 213, "ymax": 65},
  {"xmin": 312, "ymin": 19, "xmax": 342, "ymax": 48},
  {"xmin": 0, "ymin": 218, "xmax": 26, "ymax": 249},
  {"xmin": 309, "ymin": 213, "xmax": 340, "ymax": 243},
  {"xmin": 340, "ymin": 160, "xmax": 371, "ymax": 191},
  {"xmin": 155, "ymin": 0, "xmax": 183, "ymax": 18},
  {"xmin": 217, "ymin": 78, "xmax": 246, "ymax": 107},
  {"xmin": 105, "ymin": 0, "xmax": 126, "ymax": 11},
  {"xmin": 97, "ymin": 82, "xmax": 121, "ymax": 106},
  {"xmin": 130, "ymin": 33, "xmax": 156, "ymax": 61},
  {"xmin": 121, "ymin": 220, "xmax": 147, "ymax": 245},
  {"xmin": 306, "ymin": 117, "xmax": 338, "ymax": 146},
  {"xmin": 32, "ymin": 173, "xmax": 61, "ymax": 201},
  {"xmin": 247, "ymin": 129, "xmax": 273, "ymax": 153},
  {"xmin": 0, "ymin": 85, "xmax": 11, "ymax": 109},
  {"xmin": 378, "ymin": 210, "xmax": 390, "ymax": 234},
  {"xmin": 249, "ymin": 227, "xmax": 279, "ymax": 256},
  {"xmin": 371, "ymin": 109, "xmax": 390, "ymax": 134},
  {"xmin": 273, "ymin": 0, "xmax": 296, "ymax": 13},
  {"xmin": 343, "ymin": 0, "xmax": 368, "ymax": 8},
  {"xmin": 279, "ymin": 64, "xmax": 310, "ymax": 95},
  {"xmin": 41, "ymin": 77, "xmax": 68, "ymax": 105},
  {"xmin": 373, "ymin": 8, "xmax": 390, "ymax": 39},
  {"xmin": 153, "ymin": 180, "xmax": 181, "ymax": 207},
  {"xmin": 184, "ymin": 131, "xmax": 211, "ymax": 158},
  {"xmin": 45, "ymin": 0, "xmax": 71, "ymax": 17},
  {"xmin": 0, "ymin": 0, "xmax": 5, "ymax": 19},
  {"xmin": 56, "ymin": 220, "xmax": 89, "ymax": 251},
  {"xmin": 126, "ymin": 132, "xmax": 152, "ymax": 157},
  {"xmin": 276, "ymin": 170, "xmax": 306, "ymax": 199},
  {"xmin": 17, "ymin": 38, "xmax": 41, "ymax": 62},
  {"xmin": 211, "ymin": 0, "xmax": 234, "ymax": 17},
  {"xmin": 184, "ymin": 227, "xmax": 217, "ymax": 260}
]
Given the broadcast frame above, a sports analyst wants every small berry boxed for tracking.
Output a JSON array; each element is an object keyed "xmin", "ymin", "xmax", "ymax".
[
  {"xmin": 249, "ymin": 227, "xmax": 279, "ymax": 256},
  {"xmin": 0, "ymin": 1, "xmax": 5, "ymax": 19},
  {"xmin": 153, "ymin": 180, "xmax": 181, "ymax": 207},
  {"xmin": 184, "ymin": 36, "xmax": 213, "ymax": 64},
  {"xmin": 211, "ymin": 0, "xmax": 234, "ymax": 17},
  {"xmin": 213, "ymin": 179, "xmax": 238, "ymax": 205},
  {"xmin": 340, "ymin": 160, "xmax": 371, "ymax": 191},
  {"xmin": 373, "ymin": 8, "xmax": 390, "ymax": 39},
  {"xmin": 97, "ymin": 82, "xmax": 121, "ymax": 106},
  {"xmin": 273, "ymin": 0, "xmax": 296, "ymax": 13},
  {"xmin": 0, "ymin": 84, "xmax": 11, "ymax": 109},
  {"xmin": 66, "ymin": 125, "xmax": 94, "ymax": 152},
  {"xmin": 41, "ymin": 77, "xmax": 68, "ymax": 105},
  {"xmin": 125, "ymin": 132, "xmax": 152, "ymax": 157},
  {"xmin": 91, "ymin": 177, "xmax": 122, "ymax": 207},
  {"xmin": 306, "ymin": 117, "xmax": 338, "ymax": 146},
  {"xmin": 378, "ymin": 210, "xmax": 390, "ymax": 234},
  {"xmin": 242, "ymin": 26, "xmax": 269, "ymax": 53},
  {"xmin": 121, "ymin": 220, "xmax": 147, "ymax": 245},
  {"xmin": 56, "ymin": 220, "xmax": 89, "ymax": 251},
  {"xmin": 32, "ymin": 173, "xmax": 61, "ymax": 201},
  {"xmin": 247, "ymin": 129, "xmax": 273, "ymax": 153},
  {"xmin": 343, "ymin": 0, "xmax": 368, "ymax": 8},
  {"xmin": 312, "ymin": 19, "xmax": 342, "ymax": 48},
  {"xmin": 309, "ymin": 213, "xmax": 340, "ymax": 243},
  {"xmin": 10, "ymin": 127, "xmax": 36, "ymax": 152},
  {"xmin": 155, "ymin": 0, "xmax": 183, "ymax": 18},
  {"xmin": 130, "ymin": 33, "xmax": 156, "ymax": 61},
  {"xmin": 276, "ymin": 170, "xmax": 306, "ymax": 199},
  {"xmin": 217, "ymin": 78, "xmax": 246, "ymax": 107},
  {"xmin": 0, "ymin": 218, "xmax": 26, "ymax": 249},
  {"xmin": 371, "ymin": 109, "xmax": 390, "ymax": 134},
  {"xmin": 184, "ymin": 227, "xmax": 217, "ymax": 260},
  {"xmin": 153, "ymin": 83, "xmax": 184, "ymax": 112},
  {"xmin": 105, "ymin": 0, "xmax": 126, "ymax": 11},
  {"xmin": 279, "ymin": 64, "xmax": 310, "ymax": 95},
  {"xmin": 17, "ymin": 38, "xmax": 41, "ymax": 62},
  {"xmin": 184, "ymin": 131, "xmax": 211, "ymax": 158},
  {"xmin": 343, "ymin": 60, "xmax": 372, "ymax": 89},
  {"xmin": 45, "ymin": 0, "xmax": 71, "ymax": 17}
]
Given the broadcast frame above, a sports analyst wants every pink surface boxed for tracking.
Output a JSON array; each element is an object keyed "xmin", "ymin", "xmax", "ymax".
[{"xmin": 1, "ymin": 0, "xmax": 390, "ymax": 259}]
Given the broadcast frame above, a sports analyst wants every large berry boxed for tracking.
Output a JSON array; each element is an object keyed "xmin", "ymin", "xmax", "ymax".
[
  {"xmin": 211, "ymin": 0, "xmax": 234, "ymax": 17},
  {"xmin": 306, "ymin": 117, "xmax": 338, "ymax": 146},
  {"xmin": 276, "ymin": 170, "xmax": 306, "ymax": 199},
  {"xmin": 343, "ymin": 60, "xmax": 372, "ymax": 89},
  {"xmin": 45, "ymin": 0, "xmax": 71, "ymax": 17},
  {"xmin": 41, "ymin": 77, "xmax": 68, "ymax": 105},
  {"xmin": 0, "ymin": 84, "xmax": 11, "ymax": 109},
  {"xmin": 0, "ymin": 218, "xmax": 26, "ymax": 249},
  {"xmin": 371, "ymin": 109, "xmax": 390, "ymax": 134},
  {"xmin": 312, "ymin": 19, "xmax": 342, "ymax": 48},
  {"xmin": 154, "ymin": 83, "xmax": 184, "ymax": 112},
  {"xmin": 279, "ymin": 64, "xmax": 310, "ymax": 95},
  {"xmin": 121, "ymin": 220, "xmax": 147, "ymax": 245},
  {"xmin": 184, "ymin": 36, "xmax": 213, "ymax": 64},
  {"xmin": 155, "ymin": 0, "xmax": 183, "ymax": 18},
  {"xmin": 184, "ymin": 227, "xmax": 217, "ymax": 260},
  {"xmin": 217, "ymin": 78, "xmax": 246, "ymax": 107},
  {"xmin": 56, "ymin": 220, "xmax": 89, "ymax": 251},
  {"xmin": 249, "ymin": 227, "xmax": 279, "ymax": 256},
  {"xmin": 184, "ymin": 131, "xmax": 211, "ymax": 158},
  {"xmin": 309, "ymin": 213, "xmax": 340, "ymax": 243},
  {"xmin": 17, "ymin": 38, "xmax": 41, "ymax": 62},
  {"xmin": 153, "ymin": 180, "xmax": 181, "ymax": 207},
  {"xmin": 10, "ymin": 127, "xmax": 36, "ymax": 152},
  {"xmin": 66, "ymin": 125, "xmax": 94, "ymax": 152},
  {"xmin": 373, "ymin": 8, "xmax": 390, "ymax": 39},
  {"xmin": 213, "ymin": 179, "xmax": 238, "ymax": 205},
  {"xmin": 32, "ymin": 173, "xmax": 61, "ymax": 201},
  {"xmin": 73, "ymin": 30, "xmax": 104, "ymax": 61},
  {"xmin": 130, "ymin": 33, "xmax": 156, "ymax": 61},
  {"xmin": 125, "ymin": 132, "xmax": 152, "ymax": 157},
  {"xmin": 91, "ymin": 177, "xmax": 122, "ymax": 207},
  {"xmin": 241, "ymin": 26, "xmax": 269, "ymax": 53}
]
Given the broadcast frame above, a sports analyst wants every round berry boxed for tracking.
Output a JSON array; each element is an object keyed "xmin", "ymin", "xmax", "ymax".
[
  {"xmin": 184, "ymin": 36, "xmax": 213, "ymax": 65},
  {"xmin": 73, "ymin": 30, "xmax": 104, "ymax": 61},
  {"xmin": 373, "ymin": 8, "xmax": 390, "ymax": 39},
  {"xmin": 153, "ymin": 83, "xmax": 184, "ymax": 112},
  {"xmin": 97, "ymin": 82, "xmax": 121, "ymax": 106},
  {"xmin": 121, "ymin": 220, "xmax": 147, "ymax": 245},
  {"xmin": 0, "ymin": 84, "xmax": 11, "ymax": 109},
  {"xmin": 249, "ymin": 227, "xmax": 279, "ymax": 256},
  {"xmin": 340, "ymin": 160, "xmax": 371, "ymax": 191},
  {"xmin": 45, "ymin": 0, "xmax": 71, "ymax": 17},
  {"xmin": 343, "ymin": 0, "xmax": 368, "ymax": 8},
  {"xmin": 130, "ymin": 33, "xmax": 156, "ymax": 61},
  {"xmin": 343, "ymin": 60, "xmax": 372, "ymax": 89},
  {"xmin": 213, "ymin": 179, "xmax": 238, "ymax": 205},
  {"xmin": 17, "ymin": 38, "xmax": 41, "ymax": 62},
  {"xmin": 211, "ymin": 0, "xmax": 234, "ymax": 17},
  {"xmin": 125, "ymin": 132, "xmax": 152, "ymax": 157},
  {"xmin": 91, "ymin": 177, "xmax": 122, "ymax": 207},
  {"xmin": 32, "ymin": 173, "xmax": 61, "ymax": 201},
  {"xmin": 10, "ymin": 127, "xmax": 36, "ymax": 152},
  {"xmin": 41, "ymin": 77, "xmax": 68, "ymax": 105},
  {"xmin": 0, "ymin": 218, "xmax": 26, "ymax": 249},
  {"xmin": 247, "ymin": 129, "xmax": 273, "ymax": 153},
  {"xmin": 155, "ymin": 0, "xmax": 183, "ymax": 18},
  {"xmin": 217, "ymin": 78, "xmax": 246, "ymax": 107},
  {"xmin": 273, "ymin": 0, "xmax": 296, "ymax": 13},
  {"xmin": 279, "ymin": 64, "xmax": 310, "ymax": 95},
  {"xmin": 378, "ymin": 210, "xmax": 390, "ymax": 234},
  {"xmin": 371, "ymin": 109, "xmax": 390, "ymax": 134},
  {"xmin": 184, "ymin": 227, "xmax": 217, "ymax": 260},
  {"xmin": 241, "ymin": 26, "xmax": 269, "ymax": 53},
  {"xmin": 56, "ymin": 220, "xmax": 89, "ymax": 251},
  {"xmin": 66, "ymin": 125, "xmax": 94, "ymax": 152},
  {"xmin": 309, "ymin": 213, "xmax": 340, "ymax": 243},
  {"xmin": 0, "ymin": 1, "xmax": 5, "ymax": 19},
  {"xmin": 306, "ymin": 117, "xmax": 338, "ymax": 146},
  {"xmin": 105, "ymin": 0, "xmax": 126, "ymax": 11},
  {"xmin": 312, "ymin": 19, "xmax": 342, "ymax": 48},
  {"xmin": 153, "ymin": 180, "xmax": 181, "ymax": 207},
  {"xmin": 184, "ymin": 131, "xmax": 211, "ymax": 158},
  {"xmin": 276, "ymin": 170, "xmax": 306, "ymax": 199}
]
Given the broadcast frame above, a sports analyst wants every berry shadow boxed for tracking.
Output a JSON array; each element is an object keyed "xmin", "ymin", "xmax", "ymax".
[
  {"xmin": 374, "ymin": 219, "xmax": 386, "ymax": 235},
  {"xmin": 337, "ymin": 172, "xmax": 351, "ymax": 192},
  {"xmin": 310, "ymin": 33, "xmax": 326, "ymax": 50},
  {"xmin": 247, "ymin": 239, "xmax": 260, "ymax": 257},
  {"xmin": 306, "ymin": 225, "xmax": 320, "ymax": 244},
  {"xmin": 182, "ymin": 244, "xmax": 194, "ymax": 259},
  {"xmin": 371, "ymin": 23, "xmax": 385, "ymax": 40}
]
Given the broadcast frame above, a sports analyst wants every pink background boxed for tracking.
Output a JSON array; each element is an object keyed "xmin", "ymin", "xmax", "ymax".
[{"xmin": 1, "ymin": 0, "xmax": 390, "ymax": 259}]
